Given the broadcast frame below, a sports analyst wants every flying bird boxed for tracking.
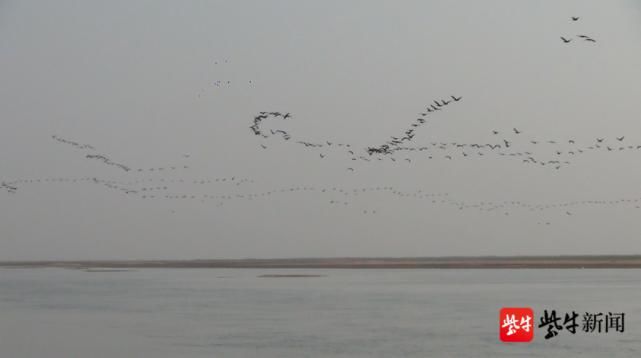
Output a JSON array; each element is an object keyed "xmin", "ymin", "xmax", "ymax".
[
  {"xmin": 560, "ymin": 36, "xmax": 572, "ymax": 43},
  {"xmin": 571, "ymin": 17, "xmax": 580, "ymax": 21},
  {"xmin": 451, "ymin": 95, "xmax": 462, "ymax": 101}
]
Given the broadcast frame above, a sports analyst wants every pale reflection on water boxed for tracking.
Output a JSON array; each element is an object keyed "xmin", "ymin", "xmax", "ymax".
[{"xmin": 0, "ymin": 268, "xmax": 639, "ymax": 357}]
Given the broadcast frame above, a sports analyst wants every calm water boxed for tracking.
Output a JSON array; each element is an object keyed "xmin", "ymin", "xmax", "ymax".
[{"xmin": 0, "ymin": 268, "xmax": 639, "ymax": 357}]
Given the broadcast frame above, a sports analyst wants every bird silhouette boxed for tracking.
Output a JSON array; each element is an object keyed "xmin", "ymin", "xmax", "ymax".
[
  {"xmin": 561, "ymin": 36, "xmax": 572, "ymax": 43},
  {"xmin": 571, "ymin": 17, "xmax": 580, "ymax": 21}
]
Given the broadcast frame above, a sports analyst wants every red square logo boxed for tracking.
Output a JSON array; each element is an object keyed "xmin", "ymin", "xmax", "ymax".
[{"xmin": 500, "ymin": 307, "xmax": 534, "ymax": 342}]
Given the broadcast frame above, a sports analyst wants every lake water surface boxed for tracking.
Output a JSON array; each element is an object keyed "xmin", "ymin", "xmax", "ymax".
[{"xmin": 0, "ymin": 268, "xmax": 639, "ymax": 357}]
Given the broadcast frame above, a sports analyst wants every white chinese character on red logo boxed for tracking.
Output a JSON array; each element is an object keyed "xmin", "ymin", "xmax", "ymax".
[
  {"xmin": 502, "ymin": 314, "xmax": 520, "ymax": 336},
  {"xmin": 520, "ymin": 315, "xmax": 532, "ymax": 332},
  {"xmin": 500, "ymin": 308, "xmax": 534, "ymax": 342}
]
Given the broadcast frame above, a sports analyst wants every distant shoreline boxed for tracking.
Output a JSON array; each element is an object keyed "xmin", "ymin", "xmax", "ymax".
[{"xmin": 2, "ymin": 256, "xmax": 641, "ymax": 269}]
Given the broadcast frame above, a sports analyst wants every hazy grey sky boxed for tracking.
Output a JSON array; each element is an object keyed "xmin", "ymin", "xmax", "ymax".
[{"xmin": 2, "ymin": 0, "xmax": 641, "ymax": 260}]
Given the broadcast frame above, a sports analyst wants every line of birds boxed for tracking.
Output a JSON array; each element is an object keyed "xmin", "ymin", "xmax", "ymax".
[
  {"xmin": 0, "ymin": 174, "xmax": 256, "ymax": 195},
  {"xmin": 52, "ymin": 135, "xmax": 96, "ymax": 151},
  {"xmin": 383, "ymin": 131, "xmax": 639, "ymax": 170},
  {"xmin": 53, "ymin": 135, "xmax": 133, "ymax": 172},
  {"xmin": 134, "ymin": 166, "xmax": 190, "ymax": 173},
  {"xmin": 367, "ymin": 95, "xmax": 462, "ymax": 156},
  {"xmin": 128, "ymin": 181, "xmax": 641, "ymax": 220},
  {"xmin": 4, "ymin": 165, "xmax": 641, "ymax": 221},
  {"xmin": 251, "ymin": 111, "xmax": 353, "ymax": 153},
  {"xmin": 85, "ymin": 154, "xmax": 131, "ymax": 172},
  {"xmin": 52, "ymin": 135, "xmax": 196, "ymax": 174}
]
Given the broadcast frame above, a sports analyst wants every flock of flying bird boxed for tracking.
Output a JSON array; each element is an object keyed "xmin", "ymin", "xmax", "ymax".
[
  {"xmin": 197, "ymin": 58, "xmax": 254, "ymax": 99},
  {"xmin": 6, "ymin": 85, "xmax": 641, "ymax": 222},
  {"xmin": 560, "ymin": 16, "xmax": 597, "ymax": 44},
  {"xmin": 6, "ymin": 93, "xmax": 638, "ymax": 224},
  {"xmin": 4, "ymin": 16, "xmax": 640, "ymax": 224},
  {"xmin": 250, "ymin": 93, "xmax": 639, "ymax": 173},
  {"xmin": 2, "ymin": 126, "xmax": 640, "ymax": 222}
]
